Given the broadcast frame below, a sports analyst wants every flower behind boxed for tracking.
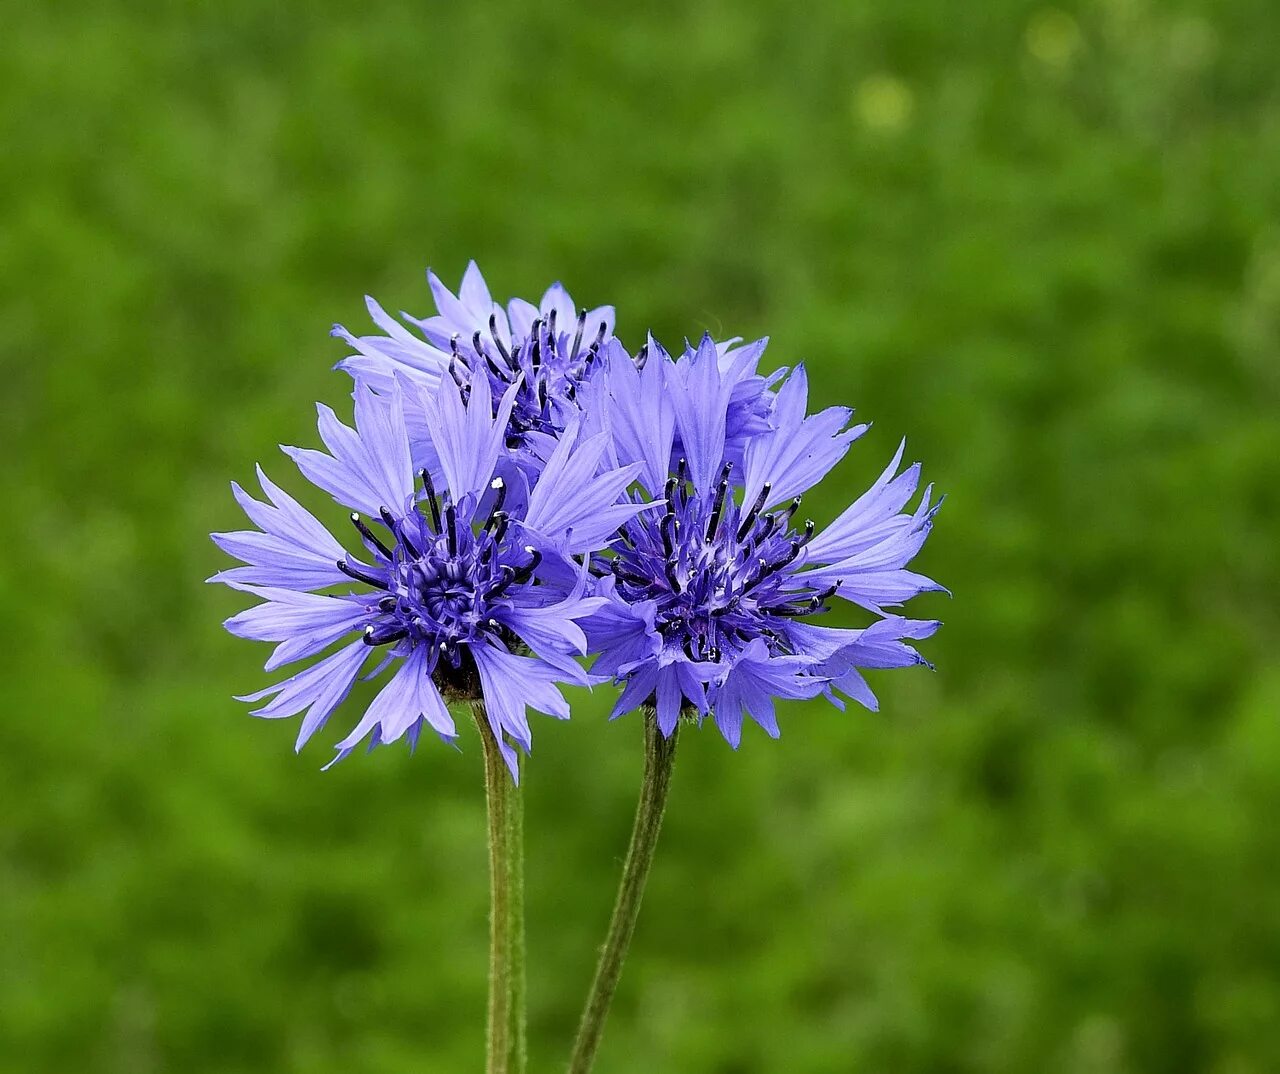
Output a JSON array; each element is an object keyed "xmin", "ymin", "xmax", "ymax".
[
  {"xmin": 333, "ymin": 261, "xmax": 617, "ymax": 473},
  {"xmin": 211, "ymin": 373, "xmax": 644, "ymax": 777},
  {"xmin": 333, "ymin": 262, "xmax": 779, "ymax": 481},
  {"xmin": 585, "ymin": 335, "xmax": 946, "ymax": 745}
]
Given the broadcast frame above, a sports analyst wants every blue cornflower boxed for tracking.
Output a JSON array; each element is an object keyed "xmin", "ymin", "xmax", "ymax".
[
  {"xmin": 333, "ymin": 262, "xmax": 779, "ymax": 479},
  {"xmin": 585, "ymin": 335, "xmax": 945, "ymax": 745},
  {"xmin": 211, "ymin": 373, "xmax": 644, "ymax": 776},
  {"xmin": 333, "ymin": 261, "xmax": 618, "ymax": 470}
]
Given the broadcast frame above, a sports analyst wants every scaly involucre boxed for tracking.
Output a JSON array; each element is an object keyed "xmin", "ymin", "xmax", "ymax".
[{"xmin": 211, "ymin": 373, "xmax": 646, "ymax": 777}]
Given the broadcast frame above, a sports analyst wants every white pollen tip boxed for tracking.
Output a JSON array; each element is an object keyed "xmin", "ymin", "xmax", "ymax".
[{"xmin": 491, "ymin": 477, "xmax": 504, "ymax": 490}]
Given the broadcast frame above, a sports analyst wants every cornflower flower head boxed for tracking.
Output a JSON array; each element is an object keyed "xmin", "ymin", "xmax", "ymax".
[
  {"xmin": 333, "ymin": 261, "xmax": 618, "ymax": 471},
  {"xmin": 334, "ymin": 262, "xmax": 780, "ymax": 481},
  {"xmin": 586, "ymin": 335, "xmax": 946, "ymax": 744},
  {"xmin": 211, "ymin": 373, "xmax": 645, "ymax": 777}
]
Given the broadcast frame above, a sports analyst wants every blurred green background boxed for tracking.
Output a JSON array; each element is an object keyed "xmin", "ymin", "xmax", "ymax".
[{"xmin": 3, "ymin": 1, "xmax": 1279, "ymax": 1071}]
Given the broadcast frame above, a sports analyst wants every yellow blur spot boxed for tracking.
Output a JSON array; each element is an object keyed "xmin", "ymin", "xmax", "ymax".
[
  {"xmin": 854, "ymin": 75, "xmax": 913, "ymax": 133},
  {"xmin": 1025, "ymin": 9, "xmax": 1083, "ymax": 69}
]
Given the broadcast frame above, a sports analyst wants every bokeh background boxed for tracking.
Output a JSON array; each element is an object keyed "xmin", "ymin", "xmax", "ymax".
[{"xmin": 3, "ymin": 1, "xmax": 1279, "ymax": 1071}]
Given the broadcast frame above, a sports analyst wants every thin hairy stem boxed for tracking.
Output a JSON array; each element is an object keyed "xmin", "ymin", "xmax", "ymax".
[
  {"xmin": 472, "ymin": 703, "xmax": 527, "ymax": 1074},
  {"xmin": 567, "ymin": 709, "xmax": 679, "ymax": 1073}
]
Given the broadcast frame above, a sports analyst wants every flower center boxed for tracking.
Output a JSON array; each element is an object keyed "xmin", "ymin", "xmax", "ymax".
[
  {"xmin": 338, "ymin": 474, "xmax": 540, "ymax": 667},
  {"xmin": 448, "ymin": 309, "xmax": 611, "ymax": 445},
  {"xmin": 608, "ymin": 464, "xmax": 833, "ymax": 663}
]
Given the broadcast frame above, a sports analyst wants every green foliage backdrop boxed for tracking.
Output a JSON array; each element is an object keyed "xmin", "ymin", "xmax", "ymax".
[{"xmin": 2, "ymin": 2, "xmax": 1278, "ymax": 1071}]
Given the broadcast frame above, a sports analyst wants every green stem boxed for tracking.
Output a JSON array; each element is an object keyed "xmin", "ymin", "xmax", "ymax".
[
  {"xmin": 567, "ymin": 709, "xmax": 679, "ymax": 1074},
  {"xmin": 472, "ymin": 703, "xmax": 526, "ymax": 1074},
  {"xmin": 507, "ymin": 750, "xmax": 526, "ymax": 1074}
]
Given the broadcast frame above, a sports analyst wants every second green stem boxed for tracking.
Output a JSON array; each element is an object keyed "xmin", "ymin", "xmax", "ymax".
[{"xmin": 566, "ymin": 709, "xmax": 679, "ymax": 1073}]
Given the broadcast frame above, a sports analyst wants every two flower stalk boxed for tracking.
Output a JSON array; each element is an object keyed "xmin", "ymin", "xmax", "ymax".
[{"xmin": 212, "ymin": 264, "xmax": 944, "ymax": 1072}]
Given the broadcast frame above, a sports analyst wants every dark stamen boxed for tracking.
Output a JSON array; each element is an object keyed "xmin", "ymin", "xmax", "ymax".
[
  {"xmin": 660, "ymin": 512, "xmax": 678, "ymax": 558},
  {"xmin": 485, "ymin": 352, "xmax": 512, "ymax": 383},
  {"xmin": 483, "ymin": 477, "xmax": 507, "ymax": 531},
  {"xmin": 612, "ymin": 565, "xmax": 652, "ymax": 588},
  {"xmin": 445, "ymin": 504, "xmax": 458, "ymax": 556},
  {"xmin": 755, "ymin": 513, "xmax": 780, "ymax": 545},
  {"xmin": 350, "ymin": 513, "xmax": 392, "ymax": 558},
  {"xmin": 737, "ymin": 483, "xmax": 772, "ymax": 541},
  {"xmin": 762, "ymin": 598, "xmax": 828, "ymax": 618},
  {"xmin": 337, "ymin": 558, "xmax": 389, "ymax": 590},
  {"xmin": 762, "ymin": 582, "xmax": 839, "ymax": 618},
  {"xmin": 705, "ymin": 462, "xmax": 733, "ymax": 541},
  {"xmin": 747, "ymin": 540, "xmax": 803, "ymax": 587},
  {"xmin": 379, "ymin": 506, "xmax": 417, "ymax": 557},
  {"xmin": 489, "ymin": 314, "xmax": 511, "ymax": 363},
  {"xmin": 508, "ymin": 546, "xmax": 542, "ymax": 587},
  {"xmin": 419, "ymin": 469, "xmax": 443, "ymax": 532},
  {"xmin": 489, "ymin": 510, "xmax": 510, "ymax": 546},
  {"xmin": 364, "ymin": 623, "xmax": 408, "ymax": 646},
  {"xmin": 486, "ymin": 565, "xmax": 517, "ymax": 598},
  {"xmin": 448, "ymin": 334, "xmax": 469, "ymax": 366},
  {"xmin": 663, "ymin": 551, "xmax": 682, "ymax": 593},
  {"xmin": 569, "ymin": 308, "xmax": 587, "ymax": 362}
]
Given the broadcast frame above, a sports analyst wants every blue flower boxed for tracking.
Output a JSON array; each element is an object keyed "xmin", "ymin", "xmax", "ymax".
[
  {"xmin": 333, "ymin": 261, "xmax": 617, "ymax": 472},
  {"xmin": 211, "ymin": 373, "xmax": 643, "ymax": 777},
  {"xmin": 585, "ymin": 335, "xmax": 945, "ymax": 745},
  {"xmin": 333, "ymin": 263, "xmax": 780, "ymax": 482}
]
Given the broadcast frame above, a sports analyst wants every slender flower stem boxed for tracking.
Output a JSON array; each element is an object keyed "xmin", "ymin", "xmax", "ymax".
[
  {"xmin": 507, "ymin": 754, "xmax": 527, "ymax": 1074},
  {"xmin": 567, "ymin": 709, "xmax": 679, "ymax": 1074},
  {"xmin": 472, "ymin": 703, "xmax": 527, "ymax": 1074}
]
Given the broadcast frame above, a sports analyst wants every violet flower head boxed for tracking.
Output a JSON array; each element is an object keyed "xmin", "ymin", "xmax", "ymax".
[
  {"xmin": 211, "ymin": 374, "xmax": 644, "ymax": 778},
  {"xmin": 587, "ymin": 335, "xmax": 946, "ymax": 745},
  {"xmin": 332, "ymin": 261, "xmax": 617, "ymax": 469}
]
